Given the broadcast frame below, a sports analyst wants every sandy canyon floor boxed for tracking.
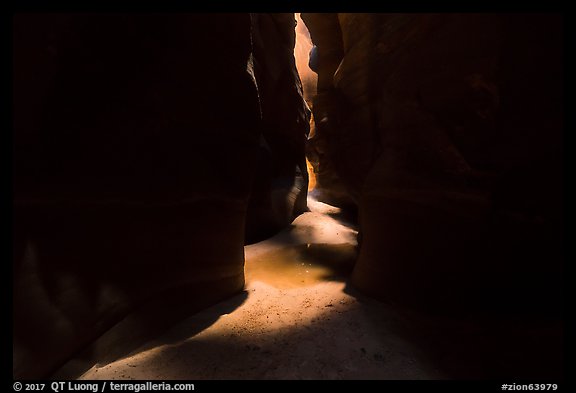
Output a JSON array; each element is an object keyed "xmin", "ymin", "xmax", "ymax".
[{"xmin": 76, "ymin": 197, "xmax": 445, "ymax": 380}]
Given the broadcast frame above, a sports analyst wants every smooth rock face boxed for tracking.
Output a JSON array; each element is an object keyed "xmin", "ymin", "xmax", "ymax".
[
  {"xmin": 301, "ymin": 13, "xmax": 563, "ymax": 315},
  {"xmin": 13, "ymin": 13, "xmax": 308, "ymax": 378},
  {"xmin": 300, "ymin": 13, "xmax": 353, "ymax": 207},
  {"xmin": 245, "ymin": 13, "xmax": 311, "ymax": 244}
]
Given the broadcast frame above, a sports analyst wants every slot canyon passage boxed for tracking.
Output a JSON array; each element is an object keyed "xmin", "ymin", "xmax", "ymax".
[{"xmin": 12, "ymin": 13, "xmax": 564, "ymax": 380}]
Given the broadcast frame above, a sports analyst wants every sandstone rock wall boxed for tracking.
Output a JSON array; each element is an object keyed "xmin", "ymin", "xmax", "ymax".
[
  {"xmin": 245, "ymin": 13, "xmax": 310, "ymax": 243},
  {"xmin": 13, "ymin": 13, "xmax": 308, "ymax": 378},
  {"xmin": 301, "ymin": 13, "xmax": 563, "ymax": 315}
]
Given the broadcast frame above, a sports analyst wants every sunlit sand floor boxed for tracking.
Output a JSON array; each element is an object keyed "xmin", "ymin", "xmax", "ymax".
[{"xmin": 78, "ymin": 197, "xmax": 444, "ymax": 380}]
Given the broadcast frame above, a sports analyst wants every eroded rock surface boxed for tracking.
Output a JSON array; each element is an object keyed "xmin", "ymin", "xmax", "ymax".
[
  {"xmin": 301, "ymin": 13, "xmax": 563, "ymax": 315},
  {"xmin": 13, "ymin": 13, "xmax": 309, "ymax": 378}
]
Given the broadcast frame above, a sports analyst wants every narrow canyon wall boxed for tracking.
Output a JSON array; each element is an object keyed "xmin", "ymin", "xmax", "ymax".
[
  {"xmin": 301, "ymin": 13, "xmax": 563, "ymax": 314},
  {"xmin": 245, "ymin": 13, "xmax": 311, "ymax": 243},
  {"xmin": 13, "ymin": 13, "xmax": 308, "ymax": 378},
  {"xmin": 300, "ymin": 13, "xmax": 354, "ymax": 207}
]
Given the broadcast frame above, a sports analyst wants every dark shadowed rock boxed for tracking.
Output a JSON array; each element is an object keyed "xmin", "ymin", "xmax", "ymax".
[
  {"xmin": 301, "ymin": 13, "xmax": 563, "ymax": 316},
  {"xmin": 300, "ymin": 13, "xmax": 354, "ymax": 207},
  {"xmin": 13, "ymin": 13, "xmax": 308, "ymax": 378},
  {"xmin": 245, "ymin": 13, "xmax": 310, "ymax": 243}
]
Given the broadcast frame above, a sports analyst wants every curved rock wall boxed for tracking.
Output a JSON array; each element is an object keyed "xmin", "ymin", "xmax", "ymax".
[
  {"xmin": 245, "ymin": 13, "xmax": 310, "ymax": 243},
  {"xmin": 301, "ymin": 13, "xmax": 563, "ymax": 314},
  {"xmin": 13, "ymin": 13, "xmax": 308, "ymax": 378},
  {"xmin": 300, "ymin": 13, "xmax": 353, "ymax": 207}
]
